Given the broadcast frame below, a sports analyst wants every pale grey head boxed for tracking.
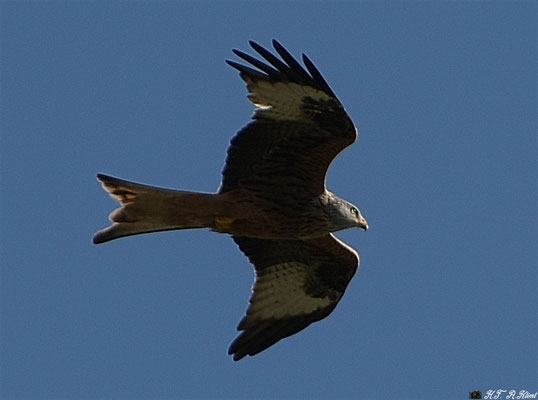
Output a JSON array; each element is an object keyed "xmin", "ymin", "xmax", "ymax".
[{"xmin": 325, "ymin": 192, "xmax": 368, "ymax": 233}]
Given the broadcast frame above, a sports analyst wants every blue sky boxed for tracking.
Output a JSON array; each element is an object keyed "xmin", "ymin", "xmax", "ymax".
[{"xmin": 1, "ymin": 2, "xmax": 536, "ymax": 399}]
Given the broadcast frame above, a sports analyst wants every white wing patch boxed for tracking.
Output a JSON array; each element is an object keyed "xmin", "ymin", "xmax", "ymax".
[
  {"xmin": 244, "ymin": 78, "xmax": 331, "ymax": 121},
  {"xmin": 245, "ymin": 261, "xmax": 331, "ymax": 322}
]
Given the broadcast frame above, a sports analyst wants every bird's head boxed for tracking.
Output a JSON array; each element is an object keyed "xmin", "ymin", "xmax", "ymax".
[
  {"xmin": 349, "ymin": 204, "xmax": 369, "ymax": 231},
  {"xmin": 326, "ymin": 194, "xmax": 368, "ymax": 232}
]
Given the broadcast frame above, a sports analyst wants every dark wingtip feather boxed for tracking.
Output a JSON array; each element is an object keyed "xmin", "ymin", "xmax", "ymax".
[
  {"xmin": 249, "ymin": 40, "xmax": 290, "ymax": 75},
  {"xmin": 227, "ymin": 39, "xmax": 339, "ymax": 100},
  {"xmin": 231, "ymin": 49, "xmax": 281, "ymax": 76},
  {"xmin": 272, "ymin": 40, "xmax": 311, "ymax": 81},
  {"xmin": 225, "ymin": 60, "xmax": 267, "ymax": 80},
  {"xmin": 96, "ymin": 173, "xmax": 109, "ymax": 181},
  {"xmin": 92, "ymin": 229, "xmax": 112, "ymax": 244},
  {"xmin": 302, "ymin": 54, "xmax": 337, "ymax": 98}
]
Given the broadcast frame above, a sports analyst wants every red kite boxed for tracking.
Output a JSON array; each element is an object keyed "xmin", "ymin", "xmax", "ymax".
[{"xmin": 94, "ymin": 40, "xmax": 368, "ymax": 361}]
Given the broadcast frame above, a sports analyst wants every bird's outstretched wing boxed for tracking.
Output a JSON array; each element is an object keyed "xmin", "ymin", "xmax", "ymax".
[
  {"xmin": 229, "ymin": 234, "xmax": 359, "ymax": 361},
  {"xmin": 220, "ymin": 40, "xmax": 357, "ymax": 197}
]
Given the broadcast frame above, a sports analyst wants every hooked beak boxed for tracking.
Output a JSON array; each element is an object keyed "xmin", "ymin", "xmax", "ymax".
[{"xmin": 359, "ymin": 215, "xmax": 368, "ymax": 231}]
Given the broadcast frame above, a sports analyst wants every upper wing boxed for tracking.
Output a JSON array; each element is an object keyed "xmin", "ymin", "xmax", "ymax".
[
  {"xmin": 229, "ymin": 234, "xmax": 359, "ymax": 361},
  {"xmin": 219, "ymin": 40, "xmax": 357, "ymax": 197}
]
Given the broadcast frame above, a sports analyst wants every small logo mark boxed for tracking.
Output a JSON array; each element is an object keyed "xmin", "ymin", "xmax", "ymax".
[{"xmin": 470, "ymin": 391, "xmax": 482, "ymax": 399}]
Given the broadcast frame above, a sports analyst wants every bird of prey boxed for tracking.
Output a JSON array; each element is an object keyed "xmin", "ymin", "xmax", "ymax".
[{"xmin": 93, "ymin": 40, "xmax": 368, "ymax": 361}]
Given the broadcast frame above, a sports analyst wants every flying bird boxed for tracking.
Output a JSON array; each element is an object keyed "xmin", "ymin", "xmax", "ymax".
[{"xmin": 93, "ymin": 40, "xmax": 368, "ymax": 361}]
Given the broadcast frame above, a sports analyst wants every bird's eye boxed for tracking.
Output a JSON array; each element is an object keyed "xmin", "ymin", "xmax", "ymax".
[{"xmin": 350, "ymin": 206, "xmax": 358, "ymax": 215}]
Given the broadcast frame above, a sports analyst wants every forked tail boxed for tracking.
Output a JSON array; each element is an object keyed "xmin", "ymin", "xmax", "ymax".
[{"xmin": 93, "ymin": 174, "xmax": 219, "ymax": 244}]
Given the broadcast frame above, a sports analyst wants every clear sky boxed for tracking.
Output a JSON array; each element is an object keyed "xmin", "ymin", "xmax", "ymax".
[{"xmin": 1, "ymin": 2, "xmax": 536, "ymax": 399}]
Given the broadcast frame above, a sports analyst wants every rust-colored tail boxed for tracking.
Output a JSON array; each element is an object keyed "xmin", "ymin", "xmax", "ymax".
[{"xmin": 93, "ymin": 174, "xmax": 220, "ymax": 244}]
